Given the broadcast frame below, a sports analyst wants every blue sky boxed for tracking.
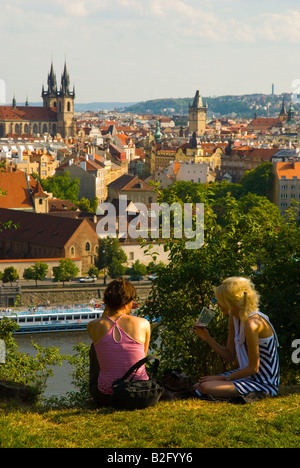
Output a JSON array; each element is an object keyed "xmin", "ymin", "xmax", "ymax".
[{"xmin": 1, "ymin": 0, "xmax": 300, "ymax": 104}]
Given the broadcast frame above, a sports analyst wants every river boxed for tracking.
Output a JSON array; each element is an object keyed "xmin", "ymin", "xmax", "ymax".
[{"xmin": 15, "ymin": 331, "xmax": 92, "ymax": 398}]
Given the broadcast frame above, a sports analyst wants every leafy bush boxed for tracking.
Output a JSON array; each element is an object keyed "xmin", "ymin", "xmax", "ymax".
[{"xmin": 0, "ymin": 317, "xmax": 64, "ymax": 401}]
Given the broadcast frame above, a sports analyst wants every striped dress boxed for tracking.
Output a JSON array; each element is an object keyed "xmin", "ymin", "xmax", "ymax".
[{"xmin": 224, "ymin": 311, "xmax": 280, "ymax": 397}]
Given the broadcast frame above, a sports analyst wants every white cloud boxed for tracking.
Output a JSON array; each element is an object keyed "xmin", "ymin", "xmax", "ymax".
[
  {"xmin": 259, "ymin": 10, "xmax": 300, "ymax": 43},
  {"xmin": 2, "ymin": 0, "xmax": 300, "ymax": 102}
]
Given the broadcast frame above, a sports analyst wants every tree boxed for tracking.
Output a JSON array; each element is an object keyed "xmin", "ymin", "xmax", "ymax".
[
  {"xmin": 129, "ymin": 260, "xmax": 147, "ymax": 277},
  {"xmin": 108, "ymin": 261, "xmax": 126, "ymax": 279},
  {"xmin": 141, "ymin": 188, "xmax": 298, "ymax": 383},
  {"xmin": 77, "ymin": 197, "xmax": 98, "ymax": 213},
  {"xmin": 239, "ymin": 162, "xmax": 274, "ymax": 200},
  {"xmin": 252, "ymin": 207, "xmax": 300, "ymax": 383},
  {"xmin": 23, "ymin": 262, "xmax": 48, "ymax": 287},
  {"xmin": 2, "ymin": 267, "xmax": 19, "ymax": 286},
  {"xmin": 95, "ymin": 238, "xmax": 127, "ymax": 279},
  {"xmin": 40, "ymin": 171, "xmax": 80, "ymax": 204},
  {"xmin": 53, "ymin": 259, "xmax": 79, "ymax": 286},
  {"xmin": 88, "ymin": 265, "xmax": 99, "ymax": 278}
]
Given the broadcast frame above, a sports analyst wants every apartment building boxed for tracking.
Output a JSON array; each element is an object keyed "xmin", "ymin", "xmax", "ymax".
[{"xmin": 273, "ymin": 161, "xmax": 300, "ymax": 219}]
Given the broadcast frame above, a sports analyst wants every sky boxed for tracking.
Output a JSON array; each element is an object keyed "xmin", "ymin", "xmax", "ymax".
[{"xmin": 1, "ymin": 0, "xmax": 300, "ymax": 104}]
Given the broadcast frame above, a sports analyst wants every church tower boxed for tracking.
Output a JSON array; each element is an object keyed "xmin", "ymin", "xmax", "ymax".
[
  {"xmin": 56, "ymin": 62, "xmax": 76, "ymax": 138},
  {"xmin": 188, "ymin": 90, "xmax": 208, "ymax": 136},
  {"xmin": 42, "ymin": 62, "xmax": 58, "ymax": 109},
  {"xmin": 42, "ymin": 61, "xmax": 76, "ymax": 138},
  {"xmin": 287, "ymin": 100, "xmax": 296, "ymax": 126},
  {"xmin": 279, "ymin": 97, "xmax": 288, "ymax": 122}
]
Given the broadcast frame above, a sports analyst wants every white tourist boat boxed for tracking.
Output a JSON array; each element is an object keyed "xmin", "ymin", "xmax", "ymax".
[{"xmin": 0, "ymin": 304, "xmax": 104, "ymax": 334}]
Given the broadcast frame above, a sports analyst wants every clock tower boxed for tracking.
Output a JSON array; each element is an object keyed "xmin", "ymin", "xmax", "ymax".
[{"xmin": 188, "ymin": 90, "xmax": 207, "ymax": 136}]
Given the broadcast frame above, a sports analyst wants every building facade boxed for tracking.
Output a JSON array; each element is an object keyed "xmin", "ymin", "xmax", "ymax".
[{"xmin": 273, "ymin": 161, "xmax": 300, "ymax": 220}]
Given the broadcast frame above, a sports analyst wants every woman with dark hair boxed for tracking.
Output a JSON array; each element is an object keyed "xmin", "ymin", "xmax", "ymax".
[{"xmin": 87, "ymin": 278, "xmax": 151, "ymax": 406}]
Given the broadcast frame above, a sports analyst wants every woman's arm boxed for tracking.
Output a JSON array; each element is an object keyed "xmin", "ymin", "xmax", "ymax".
[{"xmin": 144, "ymin": 320, "xmax": 151, "ymax": 355}]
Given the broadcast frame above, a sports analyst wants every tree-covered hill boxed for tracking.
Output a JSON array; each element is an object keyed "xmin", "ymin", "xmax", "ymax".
[{"xmin": 122, "ymin": 93, "xmax": 299, "ymax": 119}]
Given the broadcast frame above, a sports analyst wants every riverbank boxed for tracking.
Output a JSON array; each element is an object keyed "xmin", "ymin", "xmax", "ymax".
[
  {"xmin": 20, "ymin": 282, "xmax": 152, "ymax": 307},
  {"xmin": 0, "ymin": 392, "xmax": 299, "ymax": 448}
]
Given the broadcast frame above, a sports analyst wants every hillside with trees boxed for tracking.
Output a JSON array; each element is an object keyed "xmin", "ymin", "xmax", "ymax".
[{"xmin": 122, "ymin": 93, "xmax": 299, "ymax": 119}]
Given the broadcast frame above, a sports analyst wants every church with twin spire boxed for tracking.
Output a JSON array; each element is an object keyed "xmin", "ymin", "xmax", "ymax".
[{"xmin": 0, "ymin": 61, "xmax": 76, "ymax": 139}]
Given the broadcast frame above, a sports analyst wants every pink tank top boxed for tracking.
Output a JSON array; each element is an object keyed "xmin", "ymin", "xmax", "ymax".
[{"xmin": 94, "ymin": 315, "xmax": 149, "ymax": 395}]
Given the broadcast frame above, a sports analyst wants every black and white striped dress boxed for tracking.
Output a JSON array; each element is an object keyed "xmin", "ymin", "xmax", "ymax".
[{"xmin": 225, "ymin": 311, "xmax": 280, "ymax": 397}]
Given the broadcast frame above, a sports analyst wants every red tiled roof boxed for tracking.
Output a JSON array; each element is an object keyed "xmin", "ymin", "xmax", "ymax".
[
  {"xmin": 0, "ymin": 106, "xmax": 57, "ymax": 122},
  {"xmin": 108, "ymin": 174, "xmax": 154, "ymax": 191},
  {"xmin": 245, "ymin": 148, "xmax": 279, "ymax": 160},
  {"xmin": 0, "ymin": 208, "xmax": 95, "ymax": 248},
  {"xmin": 276, "ymin": 161, "xmax": 300, "ymax": 180},
  {"xmin": 248, "ymin": 118, "xmax": 283, "ymax": 130},
  {"xmin": 0, "ymin": 171, "xmax": 34, "ymax": 209}
]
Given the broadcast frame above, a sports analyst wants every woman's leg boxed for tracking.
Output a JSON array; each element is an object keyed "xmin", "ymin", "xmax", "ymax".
[{"xmin": 200, "ymin": 380, "xmax": 240, "ymax": 399}]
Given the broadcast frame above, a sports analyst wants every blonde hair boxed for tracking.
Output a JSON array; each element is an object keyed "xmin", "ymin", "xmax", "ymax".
[{"xmin": 214, "ymin": 276, "xmax": 259, "ymax": 322}]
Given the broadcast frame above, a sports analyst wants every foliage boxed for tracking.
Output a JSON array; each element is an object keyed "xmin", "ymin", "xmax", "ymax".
[
  {"xmin": 147, "ymin": 260, "xmax": 166, "ymax": 274},
  {"xmin": 0, "ymin": 317, "xmax": 64, "ymax": 398},
  {"xmin": 140, "ymin": 181, "xmax": 299, "ymax": 384},
  {"xmin": 40, "ymin": 171, "xmax": 80, "ymax": 204},
  {"xmin": 53, "ymin": 258, "xmax": 79, "ymax": 285},
  {"xmin": 108, "ymin": 261, "xmax": 126, "ymax": 278},
  {"xmin": 43, "ymin": 343, "xmax": 90, "ymax": 409},
  {"xmin": 88, "ymin": 265, "xmax": 99, "ymax": 278},
  {"xmin": 77, "ymin": 196, "xmax": 98, "ymax": 213},
  {"xmin": 95, "ymin": 237, "xmax": 127, "ymax": 279},
  {"xmin": 239, "ymin": 162, "xmax": 274, "ymax": 199},
  {"xmin": 2, "ymin": 266, "xmax": 19, "ymax": 285},
  {"xmin": 23, "ymin": 262, "xmax": 48, "ymax": 286},
  {"xmin": 127, "ymin": 260, "xmax": 147, "ymax": 277},
  {"xmin": 252, "ymin": 207, "xmax": 300, "ymax": 383}
]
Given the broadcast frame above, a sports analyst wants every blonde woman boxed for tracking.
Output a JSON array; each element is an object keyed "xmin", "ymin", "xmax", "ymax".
[{"xmin": 193, "ymin": 277, "xmax": 280, "ymax": 400}]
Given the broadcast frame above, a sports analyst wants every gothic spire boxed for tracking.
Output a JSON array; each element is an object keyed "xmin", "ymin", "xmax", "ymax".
[
  {"xmin": 47, "ymin": 61, "xmax": 57, "ymax": 94},
  {"xmin": 60, "ymin": 61, "xmax": 70, "ymax": 95},
  {"xmin": 280, "ymin": 97, "xmax": 287, "ymax": 116},
  {"xmin": 190, "ymin": 90, "xmax": 203, "ymax": 109}
]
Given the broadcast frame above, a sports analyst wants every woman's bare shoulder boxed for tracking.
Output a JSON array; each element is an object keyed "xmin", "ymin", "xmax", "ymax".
[{"xmin": 129, "ymin": 315, "xmax": 150, "ymax": 327}]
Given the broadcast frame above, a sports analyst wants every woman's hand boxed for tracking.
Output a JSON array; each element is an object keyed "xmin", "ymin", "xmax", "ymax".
[
  {"xmin": 193, "ymin": 375, "xmax": 225, "ymax": 390},
  {"xmin": 193, "ymin": 324, "xmax": 211, "ymax": 342},
  {"xmin": 199, "ymin": 375, "xmax": 225, "ymax": 383}
]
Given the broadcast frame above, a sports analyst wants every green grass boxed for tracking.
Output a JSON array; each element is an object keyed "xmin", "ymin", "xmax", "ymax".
[{"xmin": 0, "ymin": 393, "xmax": 299, "ymax": 448}]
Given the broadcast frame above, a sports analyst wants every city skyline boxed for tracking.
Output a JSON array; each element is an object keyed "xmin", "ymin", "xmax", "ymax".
[{"xmin": 1, "ymin": 0, "xmax": 300, "ymax": 104}]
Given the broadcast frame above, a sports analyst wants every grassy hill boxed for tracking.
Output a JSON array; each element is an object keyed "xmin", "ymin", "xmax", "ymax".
[{"xmin": 0, "ymin": 391, "xmax": 299, "ymax": 448}]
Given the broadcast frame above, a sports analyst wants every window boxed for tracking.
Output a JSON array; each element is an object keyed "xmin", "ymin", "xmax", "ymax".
[
  {"xmin": 70, "ymin": 246, "xmax": 75, "ymax": 255},
  {"xmin": 85, "ymin": 242, "xmax": 91, "ymax": 251},
  {"xmin": 129, "ymin": 252, "xmax": 134, "ymax": 260}
]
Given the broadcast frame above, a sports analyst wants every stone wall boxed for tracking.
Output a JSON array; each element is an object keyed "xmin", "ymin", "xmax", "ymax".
[{"xmin": 20, "ymin": 284, "xmax": 152, "ymax": 307}]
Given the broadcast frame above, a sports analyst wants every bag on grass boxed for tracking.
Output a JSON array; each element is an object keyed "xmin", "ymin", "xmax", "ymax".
[
  {"xmin": 159, "ymin": 368, "xmax": 195, "ymax": 401},
  {"xmin": 112, "ymin": 355, "xmax": 164, "ymax": 410}
]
